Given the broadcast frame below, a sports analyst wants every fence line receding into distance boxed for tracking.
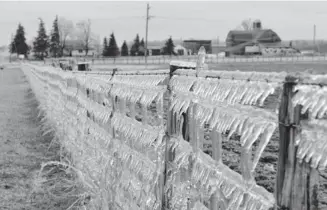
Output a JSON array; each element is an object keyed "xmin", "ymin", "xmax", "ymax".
[
  {"xmin": 44, "ymin": 54, "xmax": 327, "ymax": 66},
  {"xmin": 22, "ymin": 49, "xmax": 327, "ymax": 210}
]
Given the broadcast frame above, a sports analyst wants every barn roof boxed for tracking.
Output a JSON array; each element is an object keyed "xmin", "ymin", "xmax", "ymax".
[
  {"xmin": 226, "ymin": 29, "xmax": 281, "ymax": 43},
  {"xmin": 183, "ymin": 40, "xmax": 212, "ymax": 44}
]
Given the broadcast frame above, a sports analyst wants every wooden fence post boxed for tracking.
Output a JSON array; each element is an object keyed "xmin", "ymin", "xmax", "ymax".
[
  {"xmin": 163, "ymin": 47, "xmax": 208, "ymax": 210},
  {"xmin": 162, "ymin": 63, "xmax": 177, "ymax": 210},
  {"xmin": 275, "ymin": 76, "xmax": 319, "ymax": 210}
]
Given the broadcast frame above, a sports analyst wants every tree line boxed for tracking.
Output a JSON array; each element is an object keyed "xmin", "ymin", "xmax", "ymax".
[{"xmin": 10, "ymin": 16, "xmax": 177, "ymax": 60}]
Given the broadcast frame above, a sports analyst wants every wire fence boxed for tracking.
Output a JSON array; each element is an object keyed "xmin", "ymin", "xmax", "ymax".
[{"xmin": 21, "ymin": 61, "xmax": 327, "ymax": 209}]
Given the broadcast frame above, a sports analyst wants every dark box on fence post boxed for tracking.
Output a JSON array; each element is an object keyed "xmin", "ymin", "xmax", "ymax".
[{"xmin": 77, "ymin": 62, "xmax": 91, "ymax": 71}]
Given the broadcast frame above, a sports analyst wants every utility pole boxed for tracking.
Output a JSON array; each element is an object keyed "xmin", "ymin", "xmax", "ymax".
[
  {"xmin": 145, "ymin": 3, "xmax": 150, "ymax": 65},
  {"xmin": 313, "ymin": 24, "xmax": 320, "ymax": 53},
  {"xmin": 313, "ymin": 24, "xmax": 316, "ymax": 45},
  {"xmin": 10, "ymin": 33, "xmax": 14, "ymax": 63}
]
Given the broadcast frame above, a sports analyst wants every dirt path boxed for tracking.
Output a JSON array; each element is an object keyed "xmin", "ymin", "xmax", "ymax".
[{"xmin": 0, "ymin": 67, "xmax": 60, "ymax": 210}]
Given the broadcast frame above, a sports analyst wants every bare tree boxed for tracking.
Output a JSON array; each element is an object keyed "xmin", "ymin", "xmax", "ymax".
[
  {"xmin": 58, "ymin": 17, "xmax": 74, "ymax": 56},
  {"xmin": 92, "ymin": 34, "xmax": 101, "ymax": 57},
  {"xmin": 76, "ymin": 19, "xmax": 92, "ymax": 56},
  {"xmin": 241, "ymin": 18, "xmax": 253, "ymax": 31}
]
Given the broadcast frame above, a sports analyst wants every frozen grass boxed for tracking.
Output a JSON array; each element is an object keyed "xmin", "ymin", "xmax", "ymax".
[{"xmin": 0, "ymin": 67, "xmax": 86, "ymax": 210}]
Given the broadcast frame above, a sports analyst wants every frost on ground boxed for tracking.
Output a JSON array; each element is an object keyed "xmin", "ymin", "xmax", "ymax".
[{"xmin": 0, "ymin": 67, "xmax": 84, "ymax": 210}]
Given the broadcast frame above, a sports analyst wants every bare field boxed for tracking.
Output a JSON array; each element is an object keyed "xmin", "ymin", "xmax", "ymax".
[{"xmin": 209, "ymin": 62, "xmax": 327, "ymax": 73}]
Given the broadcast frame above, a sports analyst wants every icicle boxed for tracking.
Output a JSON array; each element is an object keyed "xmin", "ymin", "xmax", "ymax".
[
  {"xmin": 251, "ymin": 123, "xmax": 276, "ymax": 171},
  {"xmin": 243, "ymin": 123, "xmax": 268, "ymax": 150},
  {"xmin": 317, "ymin": 99, "xmax": 327, "ymax": 119},
  {"xmin": 311, "ymin": 95, "xmax": 326, "ymax": 118},
  {"xmin": 191, "ymin": 201, "xmax": 209, "ymax": 210},
  {"xmin": 222, "ymin": 116, "xmax": 236, "ymax": 134},
  {"xmin": 249, "ymin": 85, "xmax": 265, "ymax": 105},
  {"xmin": 240, "ymin": 118, "xmax": 252, "ymax": 139},
  {"xmin": 297, "ymin": 121, "xmax": 327, "ymax": 170},
  {"xmin": 226, "ymin": 188, "xmax": 244, "ymax": 210},
  {"xmin": 227, "ymin": 82, "xmax": 244, "ymax": 104},
  {"xmin": 258, "ymin": 86, "xmax": 275, "ymax": 107},
  {"xmin": 227, "ymin": 118, "xmax": 241, "ymax": 140},
  {"xmin": 240, "ymin": 122, "xmax": 256, "ymax": 146},
  {"xmin": 242, "ymin": 85, "xmax": 257, "ymax": 105},
  {"xmin": 292, "ymin": 85, "xmax": 327, "ymax": 118}
]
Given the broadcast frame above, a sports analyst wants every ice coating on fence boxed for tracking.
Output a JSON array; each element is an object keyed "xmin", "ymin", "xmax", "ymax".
[
  {"xmin": 292, "ymin": 81, "xmax": 327, "ymax": 171},
  {"xmin": 21, "ymin": 61, "xmax": 325, "ymax": 210},
  {"xmin": 165, "ymin": 68, "xmax": 284, "ymax": 209},
  {"xmin": 293, "ymin": 84, "xmax": 327, "ymax": 118},
  {"xmin": 21, "ymin": 64, "xmax": 166, "ymax": 210}
]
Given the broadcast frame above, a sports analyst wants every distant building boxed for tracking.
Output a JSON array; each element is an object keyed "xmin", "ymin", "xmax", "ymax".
[
  {"xmin": 147, "ymin": 46, "xmax": 163, "ymax": 56},
  {"xmin": 183, "ymin": 40, "xmax": 212, "ymax": 54},
  {"xmin": 71, "ymin": 48, "xmax": 97, "ymax": 57},
  {"xmin": 64, "ymin": 39, "xmax": 98, "ymax": 57},
  {"xmin": 225, "ymin": 20, "xmax": 282, "ymax": 56},
  {"xmin": 212, "ymin": 43, "xmax": 227, "ymax": 54},
  {"xmin": 127, "ymin": 39, "xmax": 184, "ymax": 56},
  {"xmin": 174, "ymin": 44, "xmax": 188, "ymax": 55},
  {"xmin": 131, "ymin": 42, "xmax": 188, "ymax": 56}
]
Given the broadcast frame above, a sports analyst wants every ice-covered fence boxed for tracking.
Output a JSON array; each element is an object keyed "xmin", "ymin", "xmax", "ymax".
[
  {"xmin": 165, "ymin": 67, "xmax": 327, "ymax": 210},
  {"xmin": 276, "ymin": 74, "xmax": 327, "ymax": 209},
  {"xmin": 21, "ymin": 63, "xmax": 170, "ymax": 209},
  {"xmin": 21, "ymin": 53, "xmax": 327, "ymax": 210},
  {"xmin": 164, "ymin": 68, "xmax": 287, "ymax": 210}
]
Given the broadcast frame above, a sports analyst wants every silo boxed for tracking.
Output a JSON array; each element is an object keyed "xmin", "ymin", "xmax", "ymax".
[{"xmin": 252, "ymin": 19, "xmax": 262, "ymax": 30}]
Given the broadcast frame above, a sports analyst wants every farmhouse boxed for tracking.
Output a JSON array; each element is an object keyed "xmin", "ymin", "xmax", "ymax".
[
  {"xmin": 225, "ymin": 20, "xmax": 282, "ymax": 56},
  {"xmin": 147, "ymin": 45, "xmax": 162, "ymax": 56},
  {"xmin": 64, "ymin": 40, "xmax": 98, "ymax": 57}
]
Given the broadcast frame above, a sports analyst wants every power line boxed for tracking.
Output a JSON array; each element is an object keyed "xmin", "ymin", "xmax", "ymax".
[
  {"xmin": 89, "ymin": 16, "xmax": 144, "ymax": 21},
  {"xmin": 154, "ymin": 16, "xmax": 226, "ymax": 23},
  {"xmin": 0, "ymin": 16, "xmax": 144, "ymax": 24}
]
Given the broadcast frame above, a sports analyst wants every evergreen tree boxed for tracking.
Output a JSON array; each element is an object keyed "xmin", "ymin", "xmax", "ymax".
[
  {"xmin": 130, "ymin": 34, "xmax": 140, "ymax": 56},
  {"xmin": 139, "ymin": 38, "xmax": 145, "ymax": 56},
  {"xmin": 49, "ymin": 16, "xmax": 60, "ymax": 57},
  {"xmin": 121, "ymin": 41, "xmax": 129, "ymax": 56},
  {"xmin": 33, "ymin": 18, "xmax": 49, "ymax": 60},
  {"xmin": 107, "ymin": 33, "xmax": 119, "ymax": 57},
  {"xmin": 10, "ymin": 23, "xmax": 29, "ymax": 57},
  {"xmin": 163, "ymin": 36, "xmax": 176, "ymax": 56},
  {"xmin": 102, "ymin": 37, "xmax": 108, "ymax": 56}
]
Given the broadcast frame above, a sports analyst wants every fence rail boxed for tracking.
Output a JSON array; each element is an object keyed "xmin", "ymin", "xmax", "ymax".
[
  {"xmin": 22, "ymin": 51, "xmax": 327, "ymax": 209},
  {"xmin": 44, "ymin": 54, "xmax": 327, "ymax": 66}
]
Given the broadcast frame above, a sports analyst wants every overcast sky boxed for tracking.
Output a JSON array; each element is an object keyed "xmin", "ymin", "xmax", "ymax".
[{"xmin": 0, "ymin": 1, "xmax": 327, "ymax": 46}]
